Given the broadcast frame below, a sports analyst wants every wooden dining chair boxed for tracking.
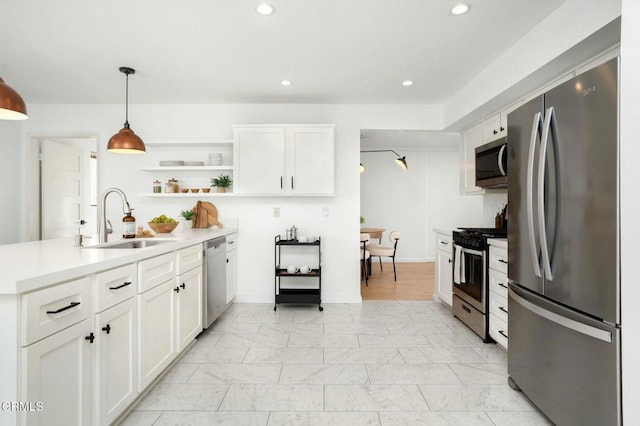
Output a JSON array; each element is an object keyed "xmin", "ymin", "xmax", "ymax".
[
  {"xmin": 360, "ymin": 233, "xmax": 371, "ymax": 286},
  {"xmin": 368, "ymin": 231, "xmax": 400, "ymax": 281}
]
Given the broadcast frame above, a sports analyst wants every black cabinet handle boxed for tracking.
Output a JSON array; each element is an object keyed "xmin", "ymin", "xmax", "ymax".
[
  {"xmin": 109, "ymin": 281, "xmax": 132, "ymax": 290},
  {"xmin": 493, "ymin": 129, "xmax": 498, "ymax": 135},
  {"xmin": 499, "ymin": 306, "xmax": 508, "ymax": 314},
  {"xmin": 498, "ymin": 259, "xmax": 508, "ymax": 264},
  {"xmin": 291, "ymin": 176, "xmax": 294, "ymax": 189},
  {"xmin": 174, "ymin": 286, "xmax": 180, "ymax": 293},
  {"xmin": 498, "ymin": 282, "xmax": 508, "ymax": 289},
  {"xmin": 498, "ymin": 330, "xmax": 508, "ymax": 339},
  {"xmin": 180, "ymin": 283, "xmax": 186, "ymax": 289},
  {"xmin": 46, "ymin": 301, "xmax": 80, "ymax": 314},
  {"xmin": 439, "ymin": 241, "xmax": 449, "ymax": 245},
  {"xmin": 448, "ymin": 259, "xmax": 452, "ymax": 263},
  {"xmin": 85, "ymin": 332, "xmax": 95, "ymax": 344},
  {"xmin": 226, "ymin": 258, "xmax": 229, "ymax": 263},
  {"xmin": 102, "ymin": 324, "xmax": 111, "ymax": 334},
  {"xmin": 500, "ymin": 126, "xmax": 505, "ymax": 132},
  {"xmin": 280, "ymin": 176, "xmax": 283, "ymax": 189}
]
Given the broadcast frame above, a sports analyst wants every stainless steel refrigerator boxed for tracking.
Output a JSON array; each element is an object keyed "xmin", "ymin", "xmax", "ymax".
[{"xmin": 507, "ymin": 57, "xmax": 620, "ymax": 425}]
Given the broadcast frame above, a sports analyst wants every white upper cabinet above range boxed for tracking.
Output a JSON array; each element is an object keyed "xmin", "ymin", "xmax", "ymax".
[{"xmin": 233, "ymin": 125, "xmax": 335, "ymax": 195}]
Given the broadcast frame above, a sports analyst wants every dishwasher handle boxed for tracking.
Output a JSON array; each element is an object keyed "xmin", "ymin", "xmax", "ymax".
[{"xmin": 205, "ymin": 236, "xmax": 226, "ymax": 249}]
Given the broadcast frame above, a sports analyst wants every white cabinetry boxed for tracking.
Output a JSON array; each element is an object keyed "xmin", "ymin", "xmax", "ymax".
[
  {"xmin": 226, "ymin": 233, "xmax": 237, "ymax": 304},
  {"xmin": 233, "ymin": 125, "xmax": 335, "ymax": 195},
  {"xmin": 175, "ymin": 244, "xmax": 203, "ymax": 353},
  {"xmin": 20, "ymin": 277, "xmax": 94, "ymax": 426},
  {"xmin": 93, "ymin": 264, "xmax": 138, "ymax": 426},
  {"xmin": 434, "ymin": 231, "xmax": 453, "ymax": 307},
  {"xmin": 137, "ymin": 252, "xmax": 177, "ymax": 390},
  {"xmin": 460, "ymin": 122, "xmax": 485, "ymax": 194},
  {"xmin": 488, "ymin": 240, "xmax": 509, "ymax": 349},
  {"xmin": 482, "ymin": 112, "xmax": 508, "ymax": 143}
]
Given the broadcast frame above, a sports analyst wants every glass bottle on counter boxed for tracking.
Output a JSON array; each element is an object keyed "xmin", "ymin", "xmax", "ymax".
[{"xmin": 123, "ymin": 212, "xmax": 136, "ymax": 239}]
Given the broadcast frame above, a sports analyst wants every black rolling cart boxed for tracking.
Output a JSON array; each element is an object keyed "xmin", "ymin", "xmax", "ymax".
[{"xmin": 274, "ymin": 235, "xmax": 323, "ymax": 311}]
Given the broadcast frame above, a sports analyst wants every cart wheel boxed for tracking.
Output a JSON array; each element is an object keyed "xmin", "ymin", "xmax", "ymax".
[{"xmin": 318, "ymin": 306, "xmax": 324, "ymax": 311}]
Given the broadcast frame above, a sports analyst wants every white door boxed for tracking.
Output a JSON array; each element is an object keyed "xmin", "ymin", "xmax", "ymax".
[
  {"xmin": 176, "ymin": 267, "xmax": 203, "ymax": 352},
  {"xmin": 234, "ymin": 127, "xmax": 286, "ymax": 194},
  {"xmin": 41, "ymin": 140, "xmax": 85, "ymax": 239},
  {"xmin": 22, "ymin": 319, "xmax": 93, "ymax": 426},
  {"xmin": 286, "ymin": 126, "xmax": 334, "ymax": 194},
  {"xmin": 95, "ymin": 298, "xmax": 138, "ymax": 425}
]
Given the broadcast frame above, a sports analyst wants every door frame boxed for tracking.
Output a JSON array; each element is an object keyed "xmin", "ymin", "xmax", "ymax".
[{"xmin": 26, "ymin": 135, "xmax": 99, "ymax": 241}]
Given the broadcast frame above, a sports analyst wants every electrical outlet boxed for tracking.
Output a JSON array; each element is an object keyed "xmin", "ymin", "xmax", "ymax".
[
  {"xmin": 322, "ymin": 207, "xmax": 329, "ymax": 217},
  {"xmin": 273, "ymin": 207, "xmax": 280, "ymax": 218}
]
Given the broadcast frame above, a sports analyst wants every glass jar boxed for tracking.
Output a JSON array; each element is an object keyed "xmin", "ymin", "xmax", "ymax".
[
  {"xmin": 153, "ymin": 180, "xmax": 162, "ymax": 193},
  {"xmin": 165, "ymin": 178, "xmax": 179, "ymax": 193}
]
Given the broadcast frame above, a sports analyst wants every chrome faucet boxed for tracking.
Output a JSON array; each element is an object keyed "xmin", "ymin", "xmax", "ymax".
[{"xmin": 98, "ymin": 188, "xmax": 133, "ymax": 243}]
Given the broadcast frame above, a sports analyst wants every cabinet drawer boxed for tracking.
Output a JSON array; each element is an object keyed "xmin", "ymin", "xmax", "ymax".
[
  {"xmin": 489, "ymin": 245, "xmax": 508, "ymax": 274},
  {"xmin": 490, "ymin": 290, "xmax": 509, "ymax": 324},
  {"xmin": 22, "ymin": 277, "xmax": 91, "ymax": 346},
  {"xmin": 176, "ymin": 244, "xmax": 203, "ymax": 275},
  {"xmin": 489, "ymin": 270, "xmax": 509, "ymax": 298},
  {"xmin": 436, "ymin": 233, "xmax": 452, "ymax": 254},
  {"xmin": 139, "ymin": 252, "xmax": 176, "ymax": 293},
  {"xmin": 489, "ymin": 313, "xmax": 508, "ymax": 349},
  {"xmin": 94, "ymin": 263, "xmax": 137, "ymax": 312},
  {"xmin": 226, "ymin": 233, "xmax": 237, "ymax": 252}
]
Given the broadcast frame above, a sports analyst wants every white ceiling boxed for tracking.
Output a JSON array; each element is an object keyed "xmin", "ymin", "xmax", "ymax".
[{"xmin": 0, "ymin": 0, "xmax": 566, "ymax": 105}]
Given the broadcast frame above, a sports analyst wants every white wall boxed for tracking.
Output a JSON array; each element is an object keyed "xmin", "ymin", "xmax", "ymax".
[
  {"xmin": 0, "ymin": 121, "xmax": 22, "ymax": 244},
  {"xmin": 18, "ymin": 103, "xmax": 443, "ymax": 304},
  {"xmin": 620, "ymin": 0, "xmax": 640, "ymax": 420}
]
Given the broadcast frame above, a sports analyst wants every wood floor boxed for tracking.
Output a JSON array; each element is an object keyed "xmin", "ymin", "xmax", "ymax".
[{"xmin": 360, "ymin": 261, "xmax": 435, "ymax": 300}]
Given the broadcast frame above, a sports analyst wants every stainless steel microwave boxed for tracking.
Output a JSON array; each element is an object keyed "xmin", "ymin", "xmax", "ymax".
[{"xmin": 475, "ymin": 137, "xmax": 507, "ymax": 188}]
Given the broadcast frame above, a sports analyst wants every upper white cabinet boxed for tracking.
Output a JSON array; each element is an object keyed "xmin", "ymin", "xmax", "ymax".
[
  {"xmin": 460, "ymin": 122, "xmax": 485, "ymax": 194},
  {"xmin": 233, "ymin": 124, "xmax": 335, "ymax": 195},
  {"xmin": 482, "ymin": 112, "xmax": 508, "ymax": 143}
]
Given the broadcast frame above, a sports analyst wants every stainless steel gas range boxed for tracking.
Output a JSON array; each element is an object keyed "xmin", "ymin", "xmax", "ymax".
[{"xmin": 452, "ymin": 227, "xmax": 507, "ymax": 342}]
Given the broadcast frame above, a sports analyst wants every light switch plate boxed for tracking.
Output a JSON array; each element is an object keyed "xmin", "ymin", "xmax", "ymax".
[
  {"xmin": 273, "ymin": 207, "xmax": 280, "ymax": 218},
  {"xmin": 322, "ymin": 207, "xmax": 329, "ymax": 217}
]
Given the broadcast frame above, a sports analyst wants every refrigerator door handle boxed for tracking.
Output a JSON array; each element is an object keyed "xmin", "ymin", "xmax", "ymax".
[
  {"xmin": 527, "ymin": 112, "xmax": 543, "ymax": 278},
  {"xmin": 538, "ymin": 107, "xmax": 555, "ymax": 280},
  {"xmin": 498, "ymin": 144, "xmax": 507, "ymax": 176},
  {"xmin": 510, "ymin": 287, "xmax": 612, "ymax": 343}
]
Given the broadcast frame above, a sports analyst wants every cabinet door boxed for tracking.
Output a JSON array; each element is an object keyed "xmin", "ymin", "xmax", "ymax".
[
  {"xmin": 234, "ymin": 127, "xmax": 286, "ymax": 194},
  {"xmin": 138, "ymin": 280, "xmax": 175, "ymax": 391},
  {"xmin": 226, "ymin": 249, "xmax": 237, "ymax": 304},
  {"xmin": 460, "ymin": 123, "xmax": 485, "ymax": 194},
  {"xmin": 22, "ymin": 319, "xmax": 93, "ymax": 426},
  {"xmin": 95, "ymin": 298, "xmax": 137, "ymax": 426},
  {"xmin": 286, "ymin": 126, "xmax": 335, "ymax": 194},
  {"xmin": 436, "ymin": 249, "xmax": 453, "ymax": 306},
  {"xmin": 176, "ymin": 266, "xmax": 203, "ymax": 353}
]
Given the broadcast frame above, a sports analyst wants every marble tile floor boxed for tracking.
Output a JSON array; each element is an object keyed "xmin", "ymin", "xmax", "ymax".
[{"xmin": 120, "ymin": 301, "xmax": 551, "ymax": 426}]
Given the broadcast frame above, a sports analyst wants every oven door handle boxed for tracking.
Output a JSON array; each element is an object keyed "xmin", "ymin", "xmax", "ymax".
[{"xmin": 458, "ymin": 246, "xmax": 483, "ymax": 257}]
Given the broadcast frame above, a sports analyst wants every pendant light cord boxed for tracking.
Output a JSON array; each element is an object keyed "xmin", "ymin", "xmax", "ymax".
[{"xmin": 124, "ymin": 72, "xmax": 129, "ymax": 128}]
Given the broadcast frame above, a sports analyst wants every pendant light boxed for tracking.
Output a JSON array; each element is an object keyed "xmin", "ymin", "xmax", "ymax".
[
  {"xmin": 107, "ymin": 67, "xmax": 146, "ymax": 154},
  {"xmin": 360, "ymin": 149, "xmax": 408, "ymax": 172},
  {"xmin": 0, "ymin": 77, "xmax": 28, "ymax": 120}
]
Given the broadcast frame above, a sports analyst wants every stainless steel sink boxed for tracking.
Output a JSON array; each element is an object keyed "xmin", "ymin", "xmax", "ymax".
[{"xmin": 89, "ymin": 239, "xmax": 171, "ymax": 249}]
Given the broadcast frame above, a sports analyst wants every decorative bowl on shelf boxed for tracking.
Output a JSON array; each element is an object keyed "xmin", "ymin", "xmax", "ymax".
[
  {"xmin": 147, "ymin": 221, "xmax": 179, "ymax": 233},
  {"xmin": 202, "ymin": 188, "xmax": 211, "ymax": 193},
  {"xmin": 180, "ymin": 188, "xmax": 189, "ymax": 193},
  {"xmin": 191, "ymin": 188, "xmax": 200, "ymax": 193}
]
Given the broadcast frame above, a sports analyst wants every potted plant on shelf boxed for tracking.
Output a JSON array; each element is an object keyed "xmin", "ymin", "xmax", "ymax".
[
  {"xmin": 211, "ymin": 174, "xmax": 233, "ymax": 193},
  {"xmin": 179, "ymin": 209, "xmax": 194, "ymax": 228}
]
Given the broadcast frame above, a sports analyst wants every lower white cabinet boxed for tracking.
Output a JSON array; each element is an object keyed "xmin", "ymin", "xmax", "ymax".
[
  {"xmin": 226, "ymin": 233, "xmax": 237, "ymax": 304},
  {"xmin": 434, "ymin": 231, "xmax": 453, "ymax": 306},
  {"xmin": 21, "ymin": 319, "xmax": 93, "ymax": 426},
  {"xmin": 488, "ymin": 241, "xmax": 509, "ymax": 349},
  {"xmin": 175, "ymin": 266, "xmax": 203, "ymax": 353},
  {"xmin": 137, "ymin": 280, "xmax": 175, "ymax": 391},
  {"xmin": 94, "ymin": 298, "xmax": 137, "ymax": 425}
]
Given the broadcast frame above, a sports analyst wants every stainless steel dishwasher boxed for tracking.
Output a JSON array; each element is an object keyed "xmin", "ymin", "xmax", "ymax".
[{"xmin": 203, "ymin": 236, "xmax": 226, "ymax": 328}]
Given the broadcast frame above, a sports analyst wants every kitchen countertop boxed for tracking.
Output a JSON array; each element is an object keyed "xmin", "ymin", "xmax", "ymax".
[
  {"xmin": 433, "ymin": 228, "xmax": 456, "ymax": 235},
  {"xmin": 488, "ymin": 238, "xmax": 507, "ymax": 249},
  {"xmin": 0, "ymin": 227, "xmax": 237, "ymax": 295}
]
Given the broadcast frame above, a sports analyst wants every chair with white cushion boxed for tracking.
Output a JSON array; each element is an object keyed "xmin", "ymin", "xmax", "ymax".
[
  {"xmin": 368, "ymin": 231, "xmax": 400, "ymax": 281},
  {"xmin": 360, "ymin": 233, "xmax": 371, "ymax": 286}
]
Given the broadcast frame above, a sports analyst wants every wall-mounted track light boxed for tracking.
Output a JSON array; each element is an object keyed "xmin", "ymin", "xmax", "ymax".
[{"xmin": 359, "ymin": 149, "xmax": 408, "ymax": 173}]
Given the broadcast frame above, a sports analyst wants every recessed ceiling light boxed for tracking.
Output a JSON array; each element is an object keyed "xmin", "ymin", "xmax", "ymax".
[
  {"xmin": 280, "ymin": 80, "xmax": 292, "ymax": 86},
  {"xmin": 256, "ymin": 3, "xmax": 275, "ymax": 15},
  {"xmin": 451, "ymin": 4, "xmax": 469, "ymax": 15},
  {"xmin": 402, "ymin": 80, "xmax": 414, "ymax": 86}
]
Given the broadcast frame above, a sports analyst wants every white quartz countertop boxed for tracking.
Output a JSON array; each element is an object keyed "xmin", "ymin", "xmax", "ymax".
[
  {"xmin": 0, "ymin": 227, "xmax": 237, "ymax": 295},
  {"xmin": 487, "ymin": 238, "xmax": 508, "ymax": 249},
  {"xmin": 433, "ymin": 228, "xmax": 456, "ymax": 235}
]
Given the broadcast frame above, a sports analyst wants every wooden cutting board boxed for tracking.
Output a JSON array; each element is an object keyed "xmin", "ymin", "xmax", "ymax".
[{"xmin": 192, "ymin": 201, "xmax": 223, "ymax": 228}]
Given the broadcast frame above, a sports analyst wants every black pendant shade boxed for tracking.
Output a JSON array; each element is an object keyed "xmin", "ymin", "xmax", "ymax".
[{"xmin": 360, "ymin": 150, "xmax": 408, "ymax": 173}]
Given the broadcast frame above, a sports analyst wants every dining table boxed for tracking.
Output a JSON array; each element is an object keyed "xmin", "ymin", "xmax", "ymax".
[{"xmin": 360, "ymin": 227, "xmax": 385, "ymax": 243}]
